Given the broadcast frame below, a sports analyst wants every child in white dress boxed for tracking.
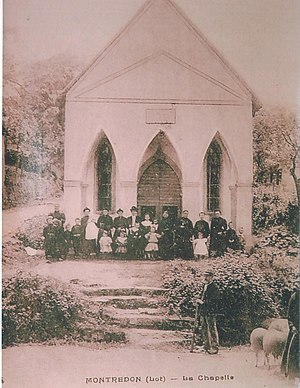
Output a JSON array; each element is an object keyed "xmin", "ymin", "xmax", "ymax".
[
  {"xmin": 145, "ymin": 225, "xmax": 161, "ymax": 259},
  {"xmin": 193, "ymin": 232, "xmax": 208, "ymax": 260},
  {"xmin": 99, "ymin": 230, "xmax": 113, "ymax": 254},
  {"xmin": 237, "ymin": 227, "xmax": 246, "ymax": 252},
  {"xmin": 141, "ymin": 213, "xmax": 153, "ymax": 229},
  {"xmin": 115, "ymin": 229, "xmax": 127, "ymax": 256}
]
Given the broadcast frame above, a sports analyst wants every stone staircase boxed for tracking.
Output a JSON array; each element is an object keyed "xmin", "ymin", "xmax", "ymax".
[{"xmin": 81, "ymin": 283, "xmax": 194, "ymax": 349}]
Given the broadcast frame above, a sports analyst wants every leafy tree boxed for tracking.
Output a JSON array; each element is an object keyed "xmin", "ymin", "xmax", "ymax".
[
  {"xmin": 253, "ymin": 108, "xmax": 299, "ymax": 232},
  {"xmin": 3, "ymin": 55, "xmax": 82, "ymax": 206},
  {"xmin": 253, "ymin": 107, "xmax": 299, "ymax": 204}
]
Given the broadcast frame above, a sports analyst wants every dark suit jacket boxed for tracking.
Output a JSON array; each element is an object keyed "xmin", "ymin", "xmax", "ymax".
[
  {"xmin": 200, "ymin": 281, "xmax": 220, "ymax": 315},
  {"xmin": 194, "ymin": 219, "xmax": 210, "ymax": 238},
  {"xmin": 113, "ymin": 216, "xmax": 128, "ymax": 230},
  {"xmin": 81, "ymin": 215, "xmax": 89, "ymax": 230},
  {"xmin": 97, "ymin": 215, "xmax": 113, "ymax": 230},
  {"xmin": 210, "ymin": 217, "xmax": 227, "ymax": 237},
  {"xmin": 49, "ymin": 210, "xmax": 66, "ymax": 225},
  {"xmin": 127, "ymin": 216, "xmax": 142, "ymax": 228}
]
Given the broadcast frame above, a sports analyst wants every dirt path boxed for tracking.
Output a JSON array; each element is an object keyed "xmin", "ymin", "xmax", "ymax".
[
  {"xmin": 29, "ymin": 259, "xmax": 171, "ymax": 288},
  {"xmin": 5, "ymin": 260, "xmax": 296, "ymax": 388},
  {"xmin": 3, "ymin": 199, "xmax": 63, "ymax": 237},
  {"xmin": 3, "ymin": 344, "xmax": 296, "ymax": 388},
  {"xmin": 2, "ymin": 205, "xmax": 298, "ymax": 388}
]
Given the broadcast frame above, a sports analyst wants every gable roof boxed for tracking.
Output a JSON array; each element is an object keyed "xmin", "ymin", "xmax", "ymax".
[
  {"xmin": 74, "ymin": 51, "xmax": 245, "ymax": 104},
  {"xmin": 66, "ymin": 0, "xmax": 255, "ymax": 103}
]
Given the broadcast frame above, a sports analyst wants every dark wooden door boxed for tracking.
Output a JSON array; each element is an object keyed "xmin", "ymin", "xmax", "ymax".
[{"xmin": 138, "ymin": 159, "xmax": 181, "ymax": 220}]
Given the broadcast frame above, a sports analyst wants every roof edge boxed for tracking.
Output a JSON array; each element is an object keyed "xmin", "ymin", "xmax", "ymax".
[
  {"xmin": 64, "ymin": 0, "xmax": 259, "ymax": 103},
  {"xmin": 65, "ymin": 0, "xmax": 153, "ymax": 96},
  {"xmin": 166, "ymin": 0, "xmax": 256, "ymax": 100}
]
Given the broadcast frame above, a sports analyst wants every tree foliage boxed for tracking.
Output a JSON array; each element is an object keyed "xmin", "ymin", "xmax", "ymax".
[
  {"xmin": 2, "ymin": 272, "xmax": 126, "ymax": 347},
  {"xmin": 253, "ymin": 107, "xmax": 299, "ymax": 202},
  {"xmin": 163, "ymin": 251, "xmax": 297, "ymax": 346},
  {"xmin": 3, "ymin": 55, "xmax": 81, "ymax": 207},
  {"xmin": 253, "ymin": 108, "xmax": 299, "ymax": 233}
]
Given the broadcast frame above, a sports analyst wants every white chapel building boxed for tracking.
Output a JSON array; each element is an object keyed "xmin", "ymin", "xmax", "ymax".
[{"xmin": 64, "ymin": 0, "xmax": 254, "ymax": 243}]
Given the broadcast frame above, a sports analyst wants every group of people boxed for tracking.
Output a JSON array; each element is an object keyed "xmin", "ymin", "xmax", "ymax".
[
  {"xmin": 42, "ymin": 205, "xmax": 246, "ymax": 261},
  {"xmin": 42, "ymin": 206, "xmax": 299, "ymax": 380}
]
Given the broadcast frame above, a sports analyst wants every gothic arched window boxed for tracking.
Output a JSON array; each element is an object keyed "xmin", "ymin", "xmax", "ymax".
[
  {"xmin": 97, "ymin": 139, "xmax": 112, "ymax": 210},
  {"xmin": 206, "ymin": 141, "xmax": 222, "ymax": 211}
]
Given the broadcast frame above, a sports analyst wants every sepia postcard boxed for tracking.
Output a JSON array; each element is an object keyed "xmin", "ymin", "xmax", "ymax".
[{"xmin": 2, "ymin": 0, "xmax": 299, "ymax": 387}]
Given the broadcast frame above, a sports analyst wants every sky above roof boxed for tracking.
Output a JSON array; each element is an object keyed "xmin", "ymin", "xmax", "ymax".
[{"xmin": 4, "ymin": 0, "xmax": 300, "ymax": 113}]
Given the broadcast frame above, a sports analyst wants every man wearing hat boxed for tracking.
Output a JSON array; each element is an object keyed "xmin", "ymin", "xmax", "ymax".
[
  {"xmin": 209, "ymin": 210, "xmax": 227, "ymax": 257},
  {"xmin": 81, "ymin": 207, "xmax": 91, "ymax": 229},
  {"xmin": 127, "ymin": 206, "xmax": 142, "ymax": 230},
  {"xmin": 158, "ymin": 210, "xmax": 175, "ymax": 259},
  {"xmin": 81, "ymin": 207, "xmax": 91, "ymax": 256},
  {"xmin": 49, "ymin": 203, "xmax": 66, "ymax": 227},
  {"xmin": 43, "ymin": 215, "xmax": 57, "ymax": 261},
  {"xmin": 174, "ymin": 210, "xmax": 194, "ymax": 259},
  {"xmin": 198, "ymin": 270, "xmax": 220, "ymax": 354}
]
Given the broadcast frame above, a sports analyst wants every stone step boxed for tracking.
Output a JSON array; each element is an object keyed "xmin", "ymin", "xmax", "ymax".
[
  {"xmin": 123, "ymin": 328, "xmax": 192, "ymax": 349},
  {"xmin": 105, "ymin": 307, "xmax": 166, "ymax": 316},
  {"xmin": 93, "ymin": 295, "xmax": 163, "ymax": 309},
  {"xmin": 82, "ymin": 286, "xmax": 166, "ymax": 297},
  {"xmin": 103, "ymin": 307, "xmax": 194, "ymax": 331}
]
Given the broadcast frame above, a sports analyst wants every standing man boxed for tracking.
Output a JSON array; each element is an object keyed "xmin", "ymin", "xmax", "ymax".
[
  {"xmin": 53, "ymin": 219, "xmax": 67, "ymax": 260},
  {"xmin": 81, "ymin": 207, "xmax": 91, "ymax": 256},
  {"xmin": 194, "ymin": 211, "xmax": 210, "ymax": 239},
  {"xmin": 127, "ymin": 206, "xmax": 142, "ymax": 230},
  {"xmin": 43, "ymin": 215, "xmax": 57, "ymax": 261},
  {"xmin": 158, "ymin": 210, "xmax": 174, "ymax": 259},
  {"xmin": 71, "ymin": 218, "xmax": 83, "ymax": 258},
  {"xmin": 175, "ymin": 210, "xmax": 194, "ymax": 259},
  {"xmin": 198, "ymin": 270, "xmax": 220, "ymax": 354},
  {"xmin": 281, "ymin": 277, "xmax": 300, "ymax": 380},
  {"xmin": 209, "ymin": 210, "xmax": 227, "ymax": 257},
  {"xmin": 81, "ymin": 207, "xmax": 90, "ymax": 229},
  {"xmin": 49, "ymin": 203, "xmax": 66, "ymax": 227}
]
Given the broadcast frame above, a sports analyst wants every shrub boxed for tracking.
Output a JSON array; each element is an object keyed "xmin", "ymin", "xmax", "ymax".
[
  {"xmin": 16, "ymin": 215, "xmax": 47, "ymax": 250},
  {"xmin": 252, "ymin": 186, "xmax": 299, "ymax": 234},
  {"xmin": 253, "ymin": 190, "xmax": 287, "ymax": 232},
  {"xmin": 2, "ymin": 273, "xmax": 84, "ymax": 347},
  {"xmin": 252, "ymin": 225, "xmax": 299, "ymax": 257},
  {"xmin": 286, "ymin": 202, "xmax": 299, "ymax": 234},
  {"xmin": 2, "ymin": 273, "xmax": 127, "ymax": 348},
  {"xmin": 163, "ymin": 254, "xmax": 296, "ymax": 346}
]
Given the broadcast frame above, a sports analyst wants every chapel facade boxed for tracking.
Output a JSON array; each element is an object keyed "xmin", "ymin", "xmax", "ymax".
[{"xmin": 64, "ymin": 0, "xmax": 254, "ymax": 244}]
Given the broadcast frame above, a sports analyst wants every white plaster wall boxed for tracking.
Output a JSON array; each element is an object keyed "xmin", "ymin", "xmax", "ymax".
[
  {"xmin": 63, "ymin": 0, "xmax": 254, "ymax": 238},
  {"xmin": 65, "ymin": 101, "xmax": 252, "ymax": 182},
  {"xmin": 64, "ymin": 0, "xmax": 253, "ymax": 219},
  {"xmin": 64, "ymin": 100, "xmax": 253, "ymax": 229}
]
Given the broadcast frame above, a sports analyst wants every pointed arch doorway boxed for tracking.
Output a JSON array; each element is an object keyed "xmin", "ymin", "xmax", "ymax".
[{"xmin": 137, "ymin": 158, "xmax": 182, "ymax": 221}]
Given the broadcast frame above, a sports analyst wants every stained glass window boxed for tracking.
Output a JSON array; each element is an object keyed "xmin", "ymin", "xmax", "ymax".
[
  {"xmin": 207, "ymin": 141, "xmax": 222, "ymax": 211},
  {"xmin": 97, "ymin": 139, "xmax": 112, "ymax": 210}
]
